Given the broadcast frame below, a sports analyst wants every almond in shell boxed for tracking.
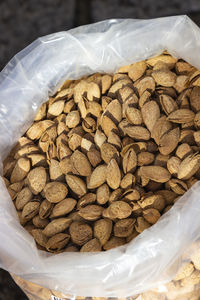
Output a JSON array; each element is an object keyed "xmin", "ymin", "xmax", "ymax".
[
  {"xmin": 77, "ymin": 193, "xmax": 96, "ymax": 208},
  {"xmin": 168, "ymin": 179, "xmax": 188, "ymax": 195},
  {"xmin": 103, "ymin": 200, "xmax": 132, "ymax": 219},
  {"xmin": 167, "ymin": 156, "xmax": 181, "ymax": 176},
  {"xmin": 140, "ymin": 166, "xmax": 171, "ymax": 183},
  {"xmin": 27, "ymin": 167, "xmax": 47, "ymax": 195},
  {"xmin": 125, "ymin": 107, "xmax": 143, "ymax": 125},
  {"xmin": 123, "ymin": 125, "xmax": 150, "ymax": 141},
  {"xmin": 94, "ymin": 219, "xmax": 112, "ymax": 246},
  {"xmin": 46, "ymin": 233, "xmax": 70, "ymax": 252},
  {"xmin": 69, "ymin": 221, "xmax": 92, "ymax": 246},
  {"xmin": 141, "ymin": 101, "xmax": 160, "ymax": 132},
  {"xmin": 97, "ymin": 184, "xmax": 110, "ymax": 205},
  {"xmin": 138, "ymin": 194, "xmax": 165, "ymax": 212},
  {"xmin": 39, "ymin": 199, "xmax": 54, "ymax": 219},
  {"xmin": 43, "ymin": 218, "xmax": 72, "ymax": 237},
  {"xmin": 87, "ymin": 165, "xmax": 107, "ymax": 189},
  {"xmin": 78, "ymin": 205, "xmax": 103, "ymax": 221},
  {"xmin": 22, "ymin": 201, "xmax": 40, "ymax": 221},
  {"xmin": 128, "ymin": 61, "xmax": 147, "ymax": 81},
  {"xmin": 70, "ymin": 150, "xmax": 92, "ymax": 176},
  {"xmin": 44, "ymin": 182, "xmax": 68, "ymax": 203},
  {"xmin": 10, "ymin": 158, "xmax": 30, "ymax": 183},
  {"xmin": 152, "ymin": 69, "xmax": 176, "ymax": 87},
  {"xmin": 134, "ymin": 76, "xmax": 155, "ymax": 96},
  {"xmin": 159, "ymin": 94, "xmax": 178, "ymax": 115},
  {"xmin": 65, "ymin": 174, "xmax": 86, "ymax": 197},
  {"xmin": 106, "ymin": 158, "xmax": 121, "ymax": 189},
  {"xmin": 32, "ymin": 216, "xmax": 49, "ymax": 229},
  {"xmin": 114, "ymin": 218, "xmax": 135, "ymax": 237},
  {"xmin": 100, "ymin": 143, "xmax": 119, "ymax": 164},
  {"xmin": 143, "ymin": 208, "xmax": 160, "ymax": 224},
  {"xmin": 51, "ymin": 198, "xmax": 77, "ymax": 217},
  {"xmin": 178, "ymin": 152, "xmax": 200, "ymax": 180},
  {"xmin": 137, "ymin": 152, "xmax": 154, "ymax": 166},
  {"xmin": 15, "ymin": 187, "xmax": 32, "ymax": 210},
  {"xmin": 168, "ymin": 109, "xmax": 195, "ymax": 124},
  {"xmin": 32, "ymin": 229, "xmax": 48, "ymax": 248},
  {"xmin": 122, "ymin": 148, "xmax": 137, "ymax": 174},
  {"xmin": 135, "ymin": 217, "xmax": 151, "ymax": 233},
  {"xmin": 159, "ymin": 127, "xmax": 180, "ymax": 155},
  {"xmin": 80, "ymin": 238, "xmax": 102, "ymax": 252}
]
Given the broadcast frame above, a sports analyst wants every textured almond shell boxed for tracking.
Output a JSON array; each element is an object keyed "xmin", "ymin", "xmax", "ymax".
[
  {"xmin": 44, "ymin": 182, "xmax": 68, "ymax": 203},
  {"xmin": 140, "ymin": 166, "xmax": 171, "ymax": 183},
  {"xmin": 141, "ymin": 101, "xmax": 160, "ymax": 132},
  {"xmin": 94, "ymin": 219, "xmax": 112, "ymax": 246},
  {"xmin": 80, "ymin": 238, "xmax": 102, "ymax": 252},
  {"xmin": 78, "ymin": 205, "xmax": 103, "ymax": 221},
  {"xmin": 87, "ymin": 165, "xmax": 107, "ymax": 189},
  {"xmin": 71, "ymin": 150, "xmax": 92, "ymax": 176},
  {"xmin": 27, "ymin": 167, "xmax": 47, "ymax": 195},
  {"xmin": 103, "ymin": 200, "xmax": 132, "ymax": 219},
  {"xmin": 159, "ymin": 127, "xmax": 180, "ymax": 155},
  {"xmin": 43, "ymin": 218, "xmax": 72, "ymax": 237},
  {"xmin": 69, "ymin": 221, "xmax": 93, "ymax": 246},
  {"xmin": 106, "ymin": 159, "xmax": 121, "ymax": 189},
  {"xmin": 178, "ymin": 153, "xmax": 200, "ymax": 180},
  {"xmin": 51, "ymin": 198, "xmax": 77, "ymax": 217},
  {"xmin": 65, "ymin": 175, "xmax": 86, "ymax": 197}
]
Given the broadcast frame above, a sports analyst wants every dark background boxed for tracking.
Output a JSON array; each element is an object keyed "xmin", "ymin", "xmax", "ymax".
[{"xmin": 1, "ymin": 0, "xmax": 200, "ymax": 299}]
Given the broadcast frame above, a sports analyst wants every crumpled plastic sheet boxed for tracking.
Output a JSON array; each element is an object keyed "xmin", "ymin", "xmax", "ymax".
[{"xmin": 1, "ymin": 15, "xmax": 200, "ymax": 298}]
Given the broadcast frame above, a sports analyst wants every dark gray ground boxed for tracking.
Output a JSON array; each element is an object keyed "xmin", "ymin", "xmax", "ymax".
[{"xmin": 1, "ymin": 0, "xmax": 200, "ymax": 299}]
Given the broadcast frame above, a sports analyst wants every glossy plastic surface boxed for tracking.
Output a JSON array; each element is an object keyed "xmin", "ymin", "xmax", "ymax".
[{"xmin": 1, "ymin": 15, "xmax": 200, "ymax": 298}]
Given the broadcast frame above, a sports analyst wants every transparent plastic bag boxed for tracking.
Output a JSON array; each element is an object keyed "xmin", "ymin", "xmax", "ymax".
[{"xmin": 1, "ymin": 15, "xmax": 200, "ymax": 299}]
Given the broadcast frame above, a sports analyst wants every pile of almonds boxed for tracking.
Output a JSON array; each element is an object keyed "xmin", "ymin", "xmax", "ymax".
[{"xmin": 3, "ymin": 52, "xmax": 200, "ymax": 253}]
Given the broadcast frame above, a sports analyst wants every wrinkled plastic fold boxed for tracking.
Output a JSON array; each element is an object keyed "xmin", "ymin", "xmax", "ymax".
[{"xmin": 1, "ymin": 15, "xmax": 200, "ymax": 298}]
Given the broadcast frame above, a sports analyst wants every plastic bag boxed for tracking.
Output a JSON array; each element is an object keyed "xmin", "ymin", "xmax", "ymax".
[{"xmin": 1, "ymin": 15, "xmax": 200, "ymax": 299}]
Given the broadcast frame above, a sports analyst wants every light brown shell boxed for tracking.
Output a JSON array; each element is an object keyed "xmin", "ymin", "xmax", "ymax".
[
  {"xmin": 114, "ymin": 218, "xmax": 135, "ymax": 237},
  {"xmin": 15, "ymin": 187, "xmax": 32, "ymax": 210},
  {"xmin": 65, "ymin": 175, "xmax": 86, "ymax": 197},
  {"xmin": 143, "ymin": 208, "xmax": 160, "ymax": 224},
  {"xmin": 46, "ymin": 233, "xmax": 70, "ymax": 252},
  {"xmin": 44, "ymin": 182, "xmax": 68, "ymax": 203},
  {"xmin": 94, "ymin": 218, "xmax": 112, "ymax": 246},
  {"xmin": 51, "ymin": 198, "xmax": 77, "ymax": 217},
  {"xmin": 122, "ymin": 148, "xmax": 137, "ymax": 174},
  {"xmin": 87, "ymin": 165, "xmax": 107, "ymax": 189},
  {"xmin": 168, "ymin": 109, "xmax": 195, "ymax": 124},
  {"xmin": 10, "ymin": 158, "xmax": 30, "ymax": 183},
  {"xmin": 140, "ymin": 166, "xmax": 171, "ymax": 183},
  {"xmin": 103, "ymin": 201, "xmax": 132, "ymax": 219},
  {"xmin": 100, "ymin": 143, "xmax": 119, "ymax": 164},
  {"xmin": 80, "ymin": 238, "xmax": 102, "ymax": 252},
  {"xmin": 178, "ymin": 152, "xmax": 200, "ymax": 180},
  {"xmin": 106, "ymin": 158, "xmax": 121, "ymax": 189},
  {"xmin": 141, "ymin": 101, "xmax": 160, "ymax": 132},
  {"xmin": 77, "ymin": 193, "xmax": 96, "ymax": 208},
  {"xmin": 43, "ymin": 218, "xmax": 72, "ymax": 237},
  {"xmin": 159, "ymin": 127, "xmax": 180, "ymax": 155},
  {"xmin": 97, "ymin": 184, "xmax": 110, "ymax": 205},
  {"xmin": 78, "ymin": 205, "xmax": 103, "ymax": 221},
  {"xmin": 128, "ymin": 61, "xmax": 147, "ymax": 81},
  {"xmin": 71, "ymin": 150, "xmax": 92, "ymax": 176},
  {"xmin": 27, "ymin": 167, "xmax": 47, "ymax": 195},
  {"xmin": 69, "ymin": 221, "xmax": 93, "ymax": 246}
]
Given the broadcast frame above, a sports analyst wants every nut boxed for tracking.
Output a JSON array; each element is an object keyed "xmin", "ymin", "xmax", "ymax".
[{"xmin": 4, "ymin": 52, "xmax": 200, "ymax": 253}]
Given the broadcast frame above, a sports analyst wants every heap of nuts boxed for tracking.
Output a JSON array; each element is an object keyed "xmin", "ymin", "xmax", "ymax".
[{"xmin": 3, "ymin": 52, "xmax": 200, "ymax": 253}]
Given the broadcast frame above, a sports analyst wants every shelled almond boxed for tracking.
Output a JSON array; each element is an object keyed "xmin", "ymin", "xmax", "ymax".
[{"xmin": 3, "ymin": 52, "xmax": 200, "ymax": 254}]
